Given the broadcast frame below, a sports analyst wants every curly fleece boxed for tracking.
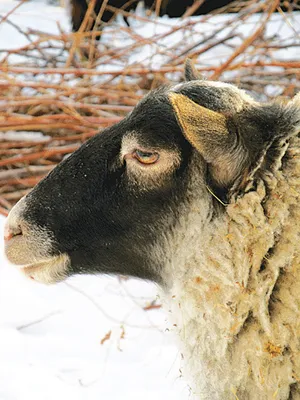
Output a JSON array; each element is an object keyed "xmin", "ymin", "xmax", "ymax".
[{"xmin": 164, "ymin": 96, "xmax": 300, "ymax": 399}]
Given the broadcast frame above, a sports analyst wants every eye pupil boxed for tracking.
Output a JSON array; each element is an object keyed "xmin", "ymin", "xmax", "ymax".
[
  {"xmin": 134, "ymin": 150, "xmax": 159, "ymax": 164},
  {"xmin": 136, "ymin": 150, "xmax": 153, "ymax": 158}
]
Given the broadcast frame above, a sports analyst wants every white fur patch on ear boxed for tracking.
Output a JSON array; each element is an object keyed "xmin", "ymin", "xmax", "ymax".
[
  {"xmin": 291, "ymin": 92, "xmax": 300, "ymax": 107},
  {"xmin": 120, "ymin": 133, "xmax": 181, "ymax": 187},
  {"xmin": 282, "ymin": 92, "xmax": 300, "ymax": 133}
]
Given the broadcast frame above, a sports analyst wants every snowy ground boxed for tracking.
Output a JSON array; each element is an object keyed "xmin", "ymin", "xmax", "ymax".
[{"xmin": 0, "ymin": 216, "xmax": 190, "ymax": 400}]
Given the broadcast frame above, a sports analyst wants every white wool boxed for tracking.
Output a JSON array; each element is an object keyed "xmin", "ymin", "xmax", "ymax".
[{"xmin": 160, "ymin": 133, "xmax": 300, "ymax": 398}]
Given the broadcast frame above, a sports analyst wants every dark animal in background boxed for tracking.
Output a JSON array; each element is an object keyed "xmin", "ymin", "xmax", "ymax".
[
  {"xmin": 70, "ymin": 0, "xmax": 237, "ymax": 37},
  {"xmin": 70, "ymin": 0, "xmax": 300, "ymax": 41}
]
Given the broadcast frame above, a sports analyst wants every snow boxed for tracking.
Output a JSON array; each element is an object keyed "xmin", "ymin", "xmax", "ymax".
[
  {"xmin": 0, "ymin": 131, "xmax": 50, "ymax": 142},
  {"xmin": 0, "ymin": 0, "xmax": 69, "ymax": 50},
  {"xmin": 0, "ymin": 216, "xmax": 189, "ymax": 399}
]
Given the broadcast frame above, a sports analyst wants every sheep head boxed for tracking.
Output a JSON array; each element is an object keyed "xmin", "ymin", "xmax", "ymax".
[{"xmin": 4, "ymin": 62, "xmax": 300, "ymax": 289}]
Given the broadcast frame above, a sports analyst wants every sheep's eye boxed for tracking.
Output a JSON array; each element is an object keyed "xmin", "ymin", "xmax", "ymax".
[{"xmin": 133, "ymin": 149, "xmax": 159, "ymax": 165}]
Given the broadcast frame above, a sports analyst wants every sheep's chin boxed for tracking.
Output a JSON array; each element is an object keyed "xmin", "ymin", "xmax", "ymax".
[{"xmin": 20, "ymin": 253, "xmax": 70, "ymax": 284}]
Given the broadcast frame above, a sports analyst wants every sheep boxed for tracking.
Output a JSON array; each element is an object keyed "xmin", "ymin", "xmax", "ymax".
[{"xmin": 4, "ymin": 61, "xmax": 300, "ymax": 399}]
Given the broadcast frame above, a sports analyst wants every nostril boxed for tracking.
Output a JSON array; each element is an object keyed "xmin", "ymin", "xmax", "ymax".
[{"xmin": 4, "ymin": 224, "xmax": 23, "ymax": 242}]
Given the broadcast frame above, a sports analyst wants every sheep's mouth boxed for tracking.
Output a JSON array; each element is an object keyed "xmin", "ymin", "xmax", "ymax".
[{"xmin": 19, "ymin": 253, "xmax": 70, "ymax": 284}]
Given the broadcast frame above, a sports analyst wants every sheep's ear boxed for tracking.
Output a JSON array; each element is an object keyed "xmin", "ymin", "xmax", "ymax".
[
  {"xmin": 291, "ymin": 91, "xmax": 300, "ymax": 107},
  {"xmin": 184, "ymin": 59, "xmax": 204, "ymax": 81},
  {"xmin": 169, "ymin": 92, "xmax": 230, "ymax": 158},
  {"xmin": 169, "ymin": 92, "xmax": 245, "ymax": 186}
]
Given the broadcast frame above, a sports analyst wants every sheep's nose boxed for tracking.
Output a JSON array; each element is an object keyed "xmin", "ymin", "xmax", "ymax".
[
  {"xmin": 4, "ymin": 196, "xmax": 27, "ymax": 244},
  {"xmin": 4, "ymin": 222, "xmax": 23, "ymax": 242}
]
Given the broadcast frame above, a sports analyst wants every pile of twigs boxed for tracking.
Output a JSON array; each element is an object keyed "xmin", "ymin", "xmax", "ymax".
[{"xmin": 0, "ymin": 0, "xmax": 300, "ymax": 216}]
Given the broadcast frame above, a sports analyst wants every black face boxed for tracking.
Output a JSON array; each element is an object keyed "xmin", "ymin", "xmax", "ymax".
[
  {"xmin": 7, "ymin": 69, "xmax": 296, "ymax": 286},
  {"xmin": 21, "ymin": 90, "xmax": 192, "ymax": 282}
]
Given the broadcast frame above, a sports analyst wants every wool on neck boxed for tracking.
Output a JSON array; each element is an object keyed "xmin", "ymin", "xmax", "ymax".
[{"xmin": 163, "ymin": 135, "xmax": 300, "ymax": 400}]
